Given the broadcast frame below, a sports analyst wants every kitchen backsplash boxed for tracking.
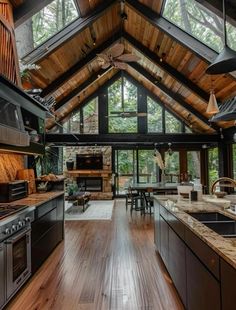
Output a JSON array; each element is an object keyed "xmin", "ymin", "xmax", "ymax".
[{"xmin": 0, "ymin": 153, "xmax": 24, "ymax": 182}]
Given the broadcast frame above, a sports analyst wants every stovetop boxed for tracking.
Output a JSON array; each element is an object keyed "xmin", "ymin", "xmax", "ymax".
[{"xmin": 0, "ymin": 205, "xmax": 28, "ymax": 220}]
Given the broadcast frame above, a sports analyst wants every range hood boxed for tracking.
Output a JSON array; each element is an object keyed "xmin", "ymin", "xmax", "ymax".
[{"xmin": 0, "ymin": 97, "xmax": 29, "ymax": 147}]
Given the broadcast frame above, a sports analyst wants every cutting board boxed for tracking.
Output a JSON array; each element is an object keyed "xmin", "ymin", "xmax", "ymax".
[{"xmin": 16, "ymin": 169, "xmax": 36, "ymax": 194}]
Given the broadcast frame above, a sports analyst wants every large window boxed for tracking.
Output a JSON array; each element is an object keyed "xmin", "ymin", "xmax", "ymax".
[
  {"xmin": 163, "ymin": 0, "xmax": 236, "ymax": 53},
  {"xmin": 108, "ymin": 78, "xmax": 138, "ymax": 133},
  {"xmin": 187, "ymin": 151, "xmax": 201, "ymax": 180},
  {"xmin": 208, "ymin": 147, "xmax": 219, "ymax": 190},
  {"xmin": 115, "ymin": 150, "xmax": 137, "ymax": 195},
  {"xmin": 16, "ymin": 0, "xmax": 79, "ymax": 57},
  {"xmin": 164, "ymin": 151, "xmax": 180, "ymax": 182},
  {"xmin": 114, "ymin": 149, "xmax": 159, "ymax": 195},
  {"xmin": 147, "ymin": 97, "xmax": 163, "ymax": 133},
  {"xmin": 138, "ymin": 150, "xmax": 158, "ymax": 183},
  {"xmin": 82, "ymin": 97, "xmax": 98, "ymax": 134},
  {"xmin": 165, "ymin": 111, "xmax": 182, "ymax": 133},
  {"xmin": 50, "ymin": 97, "xmax": 98, "ymax": 134}
]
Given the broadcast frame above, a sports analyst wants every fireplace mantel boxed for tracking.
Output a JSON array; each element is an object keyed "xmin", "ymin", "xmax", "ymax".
[
  {"xmin": 65, "ymin": 170, "xmax": 113, "ymax": 200},
  {"xmin": 65, "ymin": 170, "xmax": 112, "ymax": 178}
]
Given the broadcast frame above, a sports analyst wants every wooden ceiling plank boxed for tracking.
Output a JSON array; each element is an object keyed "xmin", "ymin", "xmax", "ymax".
[
  {"xmin": 41, "ymin": 32, "xmax": 120, "ymax": 97},
  {"xmin": 128, "ymin": 62, "xmax": 218, "ymax": 130},
  {"xmin": 123, "ymin": 32, "xmax": 210, "ymax": 103}
]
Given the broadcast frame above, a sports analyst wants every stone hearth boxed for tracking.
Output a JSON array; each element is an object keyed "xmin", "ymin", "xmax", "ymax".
[{"xmin": 64, "ymin": 146, "xmax": 113, "ymax": 200}]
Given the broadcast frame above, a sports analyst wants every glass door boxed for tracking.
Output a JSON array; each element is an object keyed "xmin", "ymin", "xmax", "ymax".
[
  {"xmin": 115, "ymin": 150, "xmax": 136, "ymax": 195},
  {"xmin": 138, "ymin": 150, "xmax": 158, "ymax": 183}
]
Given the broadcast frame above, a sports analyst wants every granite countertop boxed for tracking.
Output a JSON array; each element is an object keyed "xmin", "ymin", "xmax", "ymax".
[
  {"xmin": 3, "ymin": 191, "xmax": 65, "ymax": 208},
  {"xmin": 154, "ymin": 195, "xmax": 236, "ymax": 269}
]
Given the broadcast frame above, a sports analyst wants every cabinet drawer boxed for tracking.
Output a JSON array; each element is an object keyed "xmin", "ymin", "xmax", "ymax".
[
  {"xmin": 31, "ymin": 224, "xmax": 60, "ymax": 274},
  {"xmin": 185, "ymin": 228, "xmax": 219, "ymax": 279},
  {"xmin": 32, "ymin": 208, "xmax": 57, "ymax": 245},
  {"xmin": 36, "ymin": 199, "xmax": 56, "ymax": 219}
]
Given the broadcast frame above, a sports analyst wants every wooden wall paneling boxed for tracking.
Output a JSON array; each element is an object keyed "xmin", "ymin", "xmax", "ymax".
[
  {"xmin": 0, "ymin": 153, "xmax": 24, "ymax": 182},
  {"xmin": 0, "ymin": 0, "xmax": 21, "ymax": 85}
]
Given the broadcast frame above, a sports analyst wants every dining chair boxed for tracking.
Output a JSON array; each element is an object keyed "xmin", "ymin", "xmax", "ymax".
[{"xmin": 143, "ymin": 187, "xmax": 154, "ymax": 215}]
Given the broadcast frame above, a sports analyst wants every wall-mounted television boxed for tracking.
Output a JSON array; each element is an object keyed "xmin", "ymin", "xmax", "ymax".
[{"xmin": 76, "ymin": 154, "xmax": 103, "ymax": 170}]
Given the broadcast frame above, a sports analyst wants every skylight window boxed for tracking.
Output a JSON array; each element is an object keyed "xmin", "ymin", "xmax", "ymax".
[
  {"xmin": 16, "ymin": 0, "xmax": 79, "ymax": 58},
  {"xmin": 163, "ymin": 0, "xmax": 236, "ymax": 53}
]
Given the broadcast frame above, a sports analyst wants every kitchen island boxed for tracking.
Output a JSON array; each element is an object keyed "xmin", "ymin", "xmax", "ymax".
[{"xmin": 154, "ymin": 195, "xmax": 236, "ymax": 310}]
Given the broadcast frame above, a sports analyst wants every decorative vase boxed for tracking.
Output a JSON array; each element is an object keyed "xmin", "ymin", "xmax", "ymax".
[
  {"xmin": 161, "ymin": 171, "xmax": 166, "ymax": 184},
  {"xmin": 66, "ymin": 160, "xmax": 74, "ymax": 171}
]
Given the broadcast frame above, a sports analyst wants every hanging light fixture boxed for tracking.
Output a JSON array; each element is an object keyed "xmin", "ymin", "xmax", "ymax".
[
  {"xmin": 206, "ymin": 90, "xmax": 219, "ymax": 114},
  {"xmin": 206, "ymin": 0, "xmax": 236, "ymax": 74},
  {"xmin": 167, "ymin": 143, "xmax": 173, "ymax": 156},
  {"xmin": 206, "ymin": 77, "xmax": 219, "ymax": 114}
]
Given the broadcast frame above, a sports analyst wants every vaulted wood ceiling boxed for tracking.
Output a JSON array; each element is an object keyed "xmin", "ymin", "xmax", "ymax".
[{"xmin": 15, "ymin": 0, "xmax": 236, "ymax": 133}]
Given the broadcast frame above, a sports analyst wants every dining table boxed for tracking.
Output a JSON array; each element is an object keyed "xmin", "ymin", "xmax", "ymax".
[
  {"xmin": 128, "ymin": 182, "xmax": 179, "ymax": 214},
  {"xmin": 129, "ymin": 182, "xmax": 179, "ymax": 193}
]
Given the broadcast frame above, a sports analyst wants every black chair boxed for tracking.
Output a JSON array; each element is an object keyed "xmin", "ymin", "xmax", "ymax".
[
  {"xmin": 125, "ymin": 186, "xmax": 139, "ymax": 210},
  {"xmin": 143, "ymin": 188, "xmax": 154, "ymax": 215},
  {"xmin": 128, "ymin": 187, "xmax": 145, "ymax": 215}
]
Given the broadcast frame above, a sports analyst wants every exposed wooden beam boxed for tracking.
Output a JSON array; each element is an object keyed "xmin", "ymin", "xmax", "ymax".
[
  {"xmin": 123, "ymin": 32, "xmax": 209, "ymax": 103},
  {"xmin": 14, "ymin": 0, "xmax": 54, "ymax": 27},
  {"xmin": 45, "ymin": 133, "xmax": 220, "ymax": 144},
  {"xmin": 41, "ymin": 32, "xmax": 120, "ymax": 97},
  {"xmin": 126, "ymin": 0, "xmax": 217, "ymax": 64},
  {"xmin": 55, "ymin": 67, "xmax": 112, "ymax": 111},
  {"xmin": 128, "ymin": 62, "xmax": 218, "ymax": 131},
  {"xmin": 20, "ymin": 0, "xmax": 117, "ymax": 64}
]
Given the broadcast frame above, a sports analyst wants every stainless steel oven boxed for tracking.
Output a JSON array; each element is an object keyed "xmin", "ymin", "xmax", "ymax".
[
  {"xmin": 5, "ymin": 226, "xmax": 31, "ymax": 299},
  {"xmin": 0, "ymin": 206, "xmax": 34, "ymax": 305}
]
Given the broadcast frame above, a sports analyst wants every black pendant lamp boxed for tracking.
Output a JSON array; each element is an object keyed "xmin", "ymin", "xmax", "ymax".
[{"xmin": 206, "ymin": 0, "xmax": 236, "ymax": 75}]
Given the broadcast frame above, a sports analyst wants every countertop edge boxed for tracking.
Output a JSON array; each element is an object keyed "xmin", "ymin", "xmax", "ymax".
[{"xmin": 154, "ymin": 195, "xmax": 236, "ymax": 270}]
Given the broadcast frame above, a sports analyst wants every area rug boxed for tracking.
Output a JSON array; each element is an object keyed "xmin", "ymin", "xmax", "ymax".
[{"xmin": 65, "ymin": 200, "xmax": 114, "ymax": 221}]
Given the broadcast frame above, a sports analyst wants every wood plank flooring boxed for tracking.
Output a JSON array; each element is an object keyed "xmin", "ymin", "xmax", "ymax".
[{"xmin": 7, "ymin": 200, "xmax": 183, "ymax": 310}]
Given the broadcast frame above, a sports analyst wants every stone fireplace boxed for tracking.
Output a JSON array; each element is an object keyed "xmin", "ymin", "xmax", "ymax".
[{"xmin": 64, "ymin": 146, "xmax": 113, "ymax": 200}]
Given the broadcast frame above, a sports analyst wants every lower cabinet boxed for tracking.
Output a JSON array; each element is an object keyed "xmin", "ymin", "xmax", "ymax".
[
  {"xmin": 186, "ymin": 248, "xmax": 221, "ymax": 310},
  {"xmin": 168, "ymin": 228, "xmax": 187, "ymax": 308},
  {"xmin": 154, "ymin": 200, "xmax": 227, "ymax": 310},
  {"xmin": 31, "ymin": 194, "xmax": 64, "ymax": 274},
  {"xmin": 160, "ymin": 215, "xmax": 169, "ymax": 268},
  {"xmin": 220, "ymin": 259, "xmax": 236, "ymax": 310}
]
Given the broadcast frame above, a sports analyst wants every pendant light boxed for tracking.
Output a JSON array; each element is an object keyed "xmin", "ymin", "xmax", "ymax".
[
  {"xmin": 206, "ymin": 90, "xmax": 219, "ymax": 114},
  {"xmin": 206, "ymin": 0, "xmax": 236, "ymax": 74},
  {"xmin": 206, "ymin": 76, "xmax": 219, "ymax": 114}
]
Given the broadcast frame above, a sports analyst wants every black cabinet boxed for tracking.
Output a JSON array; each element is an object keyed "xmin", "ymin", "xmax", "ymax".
[
  {"xmin": 154, "ymin": 200, "xmax": 225, "ymax": 310},
  {"xmin": 160, "ymin": 215, "xmax": 169, "ymax": 268},
  {"xmin": 154, "ymin": 201, "xmax": 160, "ymax": 251},
  {"xmin": 0, "ymin": 243, "xmax": 5, "ymax": 309},
  {"xmin": 186, "ymin": 248, "xmax": 221, "ymax": 310},
  {"xmin": 31, "ymin": 194, "xmax": 64, "ymax": 274},
  {"xmin": 168, "ymin": 228, "xmax": 187, "ymax": 308},
  {"xmin": 221, "ymin": 259, "xmax": 236, "ymax": 310}
]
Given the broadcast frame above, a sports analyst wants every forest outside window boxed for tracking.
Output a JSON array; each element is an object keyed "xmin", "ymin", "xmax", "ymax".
[
  {"xmin": 108, "ymin": 77, "xmax": 138, "ymax": 133},
  {"xmin": 163, "ymin": 0, "xmax": 236, "ymax": 53},
  {"xmin": 165, "ymin": 111, "xmax": 182, "ymax": 133},
  {"xmin": 16, "ymin": 0, "xmax": 79, "ymax": 57},
  {"xmin": 147, "ymin": 97, "xmax": 163, "ymax": 133}
]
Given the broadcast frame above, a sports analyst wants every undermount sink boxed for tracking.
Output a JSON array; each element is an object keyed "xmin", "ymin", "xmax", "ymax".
[
  {"xmin": 188, "ymin": 212, "xmax": 236, "ymax": 238},
  {"xmin": 188, "ymin": 212, "xmax": 233, "ymax": 222}
]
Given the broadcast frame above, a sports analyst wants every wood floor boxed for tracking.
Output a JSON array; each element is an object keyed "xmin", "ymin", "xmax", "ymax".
[{"xmin": 7, "ymin": 200, "xmax": 183, "ymax": 310}]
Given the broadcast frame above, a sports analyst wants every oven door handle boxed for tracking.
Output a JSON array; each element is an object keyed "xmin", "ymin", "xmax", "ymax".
[{"xmin": 4, "ymin": 227, "xmax": 31, "ymax": 244}]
